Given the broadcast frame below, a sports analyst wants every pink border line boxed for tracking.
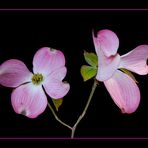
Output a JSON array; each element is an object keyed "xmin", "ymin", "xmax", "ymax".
[
  {"xmin": 0, "ymin": 8, "xmax": 148, "ymax": 11},
  {"xmin": 0, "ymin": 137, "xmax": 148, "ymax": 140}
]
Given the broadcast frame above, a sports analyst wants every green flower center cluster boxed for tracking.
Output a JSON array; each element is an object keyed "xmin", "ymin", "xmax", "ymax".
[{"xmin": 32, "ymin": 73, "xmax": 43, "ymax": 85}]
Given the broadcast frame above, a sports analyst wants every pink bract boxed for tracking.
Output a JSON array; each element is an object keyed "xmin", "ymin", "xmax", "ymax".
[{"xmin": 93, "ymin": 29, "xmax": 148, "ymax": 113}]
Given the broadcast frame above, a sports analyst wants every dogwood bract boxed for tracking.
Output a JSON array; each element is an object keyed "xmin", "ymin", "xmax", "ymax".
[
  {"xmin": 0, "ymin": 47, "xmax": 70, "ymax": 118},
  {"xmin": 93, "ymin": 29, "xmax": 148, "ymax": 113}
]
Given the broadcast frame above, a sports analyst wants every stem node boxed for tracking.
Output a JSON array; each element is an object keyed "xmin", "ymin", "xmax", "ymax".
[{"xmin": 71, "ymin": 79, "xmax": 98, "ymax": 138}]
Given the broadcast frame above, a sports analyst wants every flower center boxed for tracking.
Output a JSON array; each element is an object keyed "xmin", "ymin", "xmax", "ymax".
[{"xmin": 32, "ymin": 73, "xmax": 43, "ymax": 85}]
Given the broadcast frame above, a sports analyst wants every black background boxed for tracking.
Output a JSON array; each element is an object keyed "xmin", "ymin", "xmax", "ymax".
[
  {"xmin": 0, "ymin": 9, "xmax": 147, "ymax": 139},
  {"xmin": 0, "ymin": 0, "xmax": 148, "ymax": 9}
]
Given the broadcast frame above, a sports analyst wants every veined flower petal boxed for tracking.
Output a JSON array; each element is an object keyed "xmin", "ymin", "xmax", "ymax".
[
  {"xmin": 96, "ymin": 54, "xmax": 120, "ymax": 81},
  {"xmin": 49, "ymin": 66, "xmax": 67, "ymax": 81},
  {"xmin": 119, "ymin": 45, "xmax": 148, "ymax": 75},
  {"xmin": 94, "ymin": 29, "xmax": 119, "ymax": 57},
  {"xmin": 43, "ymin": 77, "xmax": 70, "ymax": 99},
  {"xmin": 93, "ymin": 31, "xmax": 120, "ymax": 81},
  {"xmin": 33, "ymin": 47, "xmax": 65, "ymax": 76},
  {"xmin": 104, "ymin": 70, "xmax": 140, "ymax": 114},
  {"xmin": 11, "ymin": 83, "xmax": 47, "ymax": 118},
  {"xmin": 0, "ymin": 59, "xmax": 32, "ymax": 87}
]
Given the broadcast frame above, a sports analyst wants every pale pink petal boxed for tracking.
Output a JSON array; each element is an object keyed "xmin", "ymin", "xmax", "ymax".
[
  {"xmin": 49, "ymin": 66, "xmax": 67, "ymax": 81},
  {"xmin": 94, "ymin": 29, "xmax": 119, "ymax": 57},
  {"xmin": 43, "ymin": 77, "xmax": 70, "ymax": 99},
  {"xmin": 104, "ymin": 70, "xmax": 140, "ymax": 114},
  {"xmin": 0, "ymin": 59, "xmax": 33, "ymax": 87},
  {"xmin": 119, "ymin": 45, "xmax": 148, "ymax": 75},
  {"xmin": 33, "ymin": 47, "xmax": 65, "ymax": 76},
  {"xmin": 96, "ymin": 54, "xmax": 120, "ymax": 81},
  {"xmin": 11, "ymin": 83, "xmax": 47, "ymax": 118},
  {"xmin": 93, "ymin": 31, "xmax": 121, "ymax": 81}
]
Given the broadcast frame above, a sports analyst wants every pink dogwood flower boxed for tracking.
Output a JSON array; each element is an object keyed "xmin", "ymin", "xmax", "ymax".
[
  {"xmin": 0, "ymin": 47, "xmax": 70, "ymax": 118},
  {"xmin": 93, "ymin": 29, "xmax": 148, "ymax": 113}
]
